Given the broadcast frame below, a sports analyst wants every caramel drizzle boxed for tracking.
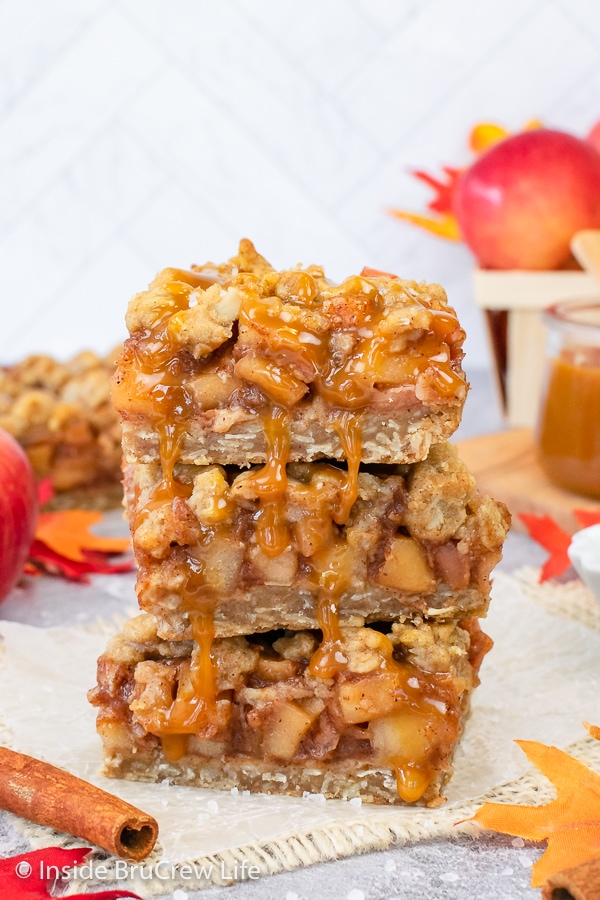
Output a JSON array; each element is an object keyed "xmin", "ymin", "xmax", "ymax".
[
  {"xmin": 392, "ymin": 764, "xmax": 433, "ymax": 805},
  {"xmin": 363, "ymin": 638, "xmax": 459, "ymax": 803},
  {"xmin": 235, "ymin": 285, "xmax": 463, "ymax": 685},
  {"xmin": 127, "ymin": 268, "xmax": 227, "ymax": 756},
  {"xmin": 307, "ymin": 540, "xmax": 350, "ymax": 678},
  {"xmin": 154, "ymin": 550, "xmax": 220, "ymax": 760},
  {"xmin": 247, "ymin": 406, "xmax": 291, "ymax": 558},
  {"xmin": 238, "ymin": 284, "xmax": 464, "ymax": 408},
  {"xmin": 301, "ymin": 412, "xmax": 361, "ymax": 678},
  {"xmin": 330, "ymin": 410, "xmax": 362, "ymax": 525},
  {"xmin": 234, "ymin": 283, "xmax": 465, "ymax": 795},
  {"xmin": 159, "ymin": 590, "xmax": 217, "ymax": 735}
]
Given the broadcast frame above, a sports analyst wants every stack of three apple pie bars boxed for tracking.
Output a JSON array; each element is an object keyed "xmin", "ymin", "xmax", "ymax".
[{"xmin": 89, "ymin": 240, "xmax": 509, "ymax": 807}]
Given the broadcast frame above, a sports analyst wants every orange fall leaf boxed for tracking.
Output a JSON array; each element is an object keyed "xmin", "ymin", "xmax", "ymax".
[
  {"xmin": 34, "ymin": 510, "xmax": 130, "ymax": 563},
  {"xmin": 470, "ymin": 733, "xmax": 600, "ymax": 888},
  {"xmin": 388, "ymin": 210, "xmax": 461, "ymax": 241}
]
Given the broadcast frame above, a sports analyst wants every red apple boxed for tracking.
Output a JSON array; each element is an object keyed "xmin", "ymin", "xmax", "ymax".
[
  {"xmin": 587, "ymin": 119, "xmax": 600, "ymax": 155},
  {"xmin": 0, "ymin": 428, "xmax": 37, "ymax": 601},
  {"xmin": 453, "ymin": 129, "xmax": 600, "ymax": 269}
]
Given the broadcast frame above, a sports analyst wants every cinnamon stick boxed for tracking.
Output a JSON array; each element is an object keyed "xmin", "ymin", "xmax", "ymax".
[
  {"xmin": 0, "ymin": 747, "xmax": 158, "ymax": 860},
  {"xmin": 542, "ymin": 858, "xmax": 600, "ymax": 900}
]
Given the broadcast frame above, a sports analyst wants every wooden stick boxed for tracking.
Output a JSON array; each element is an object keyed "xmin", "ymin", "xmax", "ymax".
[
  {"xmin": 571, "ymin": 230, "xmax": 600, "ymax": 289},
  {"xmin": 542, "ymin": 857, "xmax": 600, "ymax": 900},
  {"xmin": 0, "ymin": 747, "xmax": 158, "ymax": 860}
]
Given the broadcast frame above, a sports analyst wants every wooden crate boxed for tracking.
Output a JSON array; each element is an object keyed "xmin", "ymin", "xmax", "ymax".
[{"xmin": 473, "ymin": 269, "xmax": 598, "ymax": 428}]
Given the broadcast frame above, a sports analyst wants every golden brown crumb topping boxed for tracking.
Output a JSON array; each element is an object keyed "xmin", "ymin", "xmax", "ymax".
[{"xmin": 114, "ymin": 239, "xmax": 466, "ymax": 427}]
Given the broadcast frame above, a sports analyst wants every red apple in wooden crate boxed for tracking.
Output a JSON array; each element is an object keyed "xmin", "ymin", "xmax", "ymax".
[
  {"xmin": 0, "ymin": 428, "xmax": 37, "ymax": 600},
  {"xmin": 453, "ymin": 129, "xmax": 600, "ymax": 269}
]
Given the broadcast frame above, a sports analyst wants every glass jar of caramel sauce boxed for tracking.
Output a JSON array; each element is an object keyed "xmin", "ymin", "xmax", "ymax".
[{"xmin": 536, "ymin": 299, "xmax": 600, "ymax": 498}]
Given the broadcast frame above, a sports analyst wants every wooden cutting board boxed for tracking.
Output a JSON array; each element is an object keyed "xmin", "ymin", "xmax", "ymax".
[{"xmin": 455, "ymin": 428, "xmax": 600, "ymax": 535}]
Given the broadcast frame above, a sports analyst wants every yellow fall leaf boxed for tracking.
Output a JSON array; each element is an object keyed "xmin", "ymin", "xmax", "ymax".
[{"xmin": 469, "ymin": 122, "xmax": 510, "ymax": 153}]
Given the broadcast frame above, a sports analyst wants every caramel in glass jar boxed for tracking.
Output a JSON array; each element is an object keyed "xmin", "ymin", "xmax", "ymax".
[{"xmin": 536, "ymin": 300, "xmax": 600, "ymax": 498}]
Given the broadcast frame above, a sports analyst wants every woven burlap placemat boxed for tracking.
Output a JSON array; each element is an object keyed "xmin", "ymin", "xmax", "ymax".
[{"xmin": 0, "ymin": 567, "xmax": 599, "ymax": 895}]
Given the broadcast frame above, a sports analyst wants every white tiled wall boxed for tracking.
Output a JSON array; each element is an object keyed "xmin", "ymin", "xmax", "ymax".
[{"xmin": 1, "ymin": 0, "xmax": 600, "ymax": 368}]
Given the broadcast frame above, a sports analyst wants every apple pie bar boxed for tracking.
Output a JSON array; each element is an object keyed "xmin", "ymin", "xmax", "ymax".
[
  {"xmin": 90, "ymin": 241, "xmax": 508, "ymax": 807},
  {"xmin": 0, "ymin": 349, "xmax": 122, "ymax": 507},
  {"xmin": 113, "ymin": 239, "xmax": 468, "ymax": 468},
  {"xmin": 89, "ymin": 612, "xmax": 490, "ymax": 806},
  {"xmin": 125, "ymin": 444, "xmax": 509, "ymax": 641}
]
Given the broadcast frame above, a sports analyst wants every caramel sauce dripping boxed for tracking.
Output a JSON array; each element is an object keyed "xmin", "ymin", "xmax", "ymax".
[
  {"xmin": 297, "ymin": 415, "xmax": 361, "ymax": 679},
  {"xmin": 385, "ymin": 665, "xmax": 444, "ymax": 803},
  {"xmin": 127, "ymin": 267, "xmax": 229, "ymax": 757},
  {"xmin": 330, "ymin": 410, "xmax": 362, "ymax": 524},
  {"xmin": 156, "ymin": 557, "xmax": 219, "ymax": 760},
  {"xmin": 392, "ymin": 763, "xmax": 433, "ymax": 804},
  {"xmin": 139, "ymin": 545, "xmax": 221, "ymax": 760},
  {"xmin": 238, "ymin": 283, "xmax": 464, "ymax": 407},
  {"xmin": 307, "ymin": 539, "xmax": 350, "ymax": 678},
  {"xmin": 161, "ymin": 734, "xmax": 189, "ymax": 762},
  {"xmin": 158, "ymin": 609, "xmax": 217, "ymax": 735},
  {"xmin": 129, "ymin": 271, "xmax": 221, "ymax": 507},
  {"xmin": 360, "ymin": 636, "xmax": 459, "ymax": 803},
  {"xmin": 239, "ymin": 295, "xmax": 366, "ymax": 675},
  {"xmin": 246, "ymin": 406, "xmax": 291, "ymax": 558},
  {"xmin": 235, "ymin": 285, "xmax": 463, "ymax": 680}
]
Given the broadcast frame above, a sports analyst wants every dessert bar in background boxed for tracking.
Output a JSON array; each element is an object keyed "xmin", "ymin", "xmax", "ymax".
[
  {"xmin": 91, "ymin": 240, "xmax": 509, "ymax": 806},
  {"xmin": 0, "ymin": 349, "xmax": 122, "ymax": 508}
]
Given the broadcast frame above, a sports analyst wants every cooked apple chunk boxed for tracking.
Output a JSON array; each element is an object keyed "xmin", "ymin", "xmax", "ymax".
[
  {"xmin": 337, "ymin": 671, "xmax": 402, "ymax": 724},
  {"xmin": 375, "ymin": 535, "xmax": 436, "ymax": 594},
  {"xmin": 262, "ymin": 701, "xmax": 320, "ymax": 760},
  {"xmin": 234, "ymin": 356, "xmax": 308, "ymax": 407}
]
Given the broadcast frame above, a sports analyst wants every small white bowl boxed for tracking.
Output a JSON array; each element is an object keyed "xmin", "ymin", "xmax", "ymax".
[{"xmin": 568, "ymin": 524, "xmax": 600, "ymax": 601}]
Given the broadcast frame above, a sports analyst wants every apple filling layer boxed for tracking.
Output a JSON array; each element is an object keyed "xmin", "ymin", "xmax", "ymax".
[
  {"xmin": 89, "ymin": 614, "xmax": 489, "ymax": 806},
  {"xmin": 126, "ymin": 443, "xmax": 509, "ymax": 640},
  {"xmin": 114, "ymin": 239, "xmax": 467, "ymax": 468}
]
